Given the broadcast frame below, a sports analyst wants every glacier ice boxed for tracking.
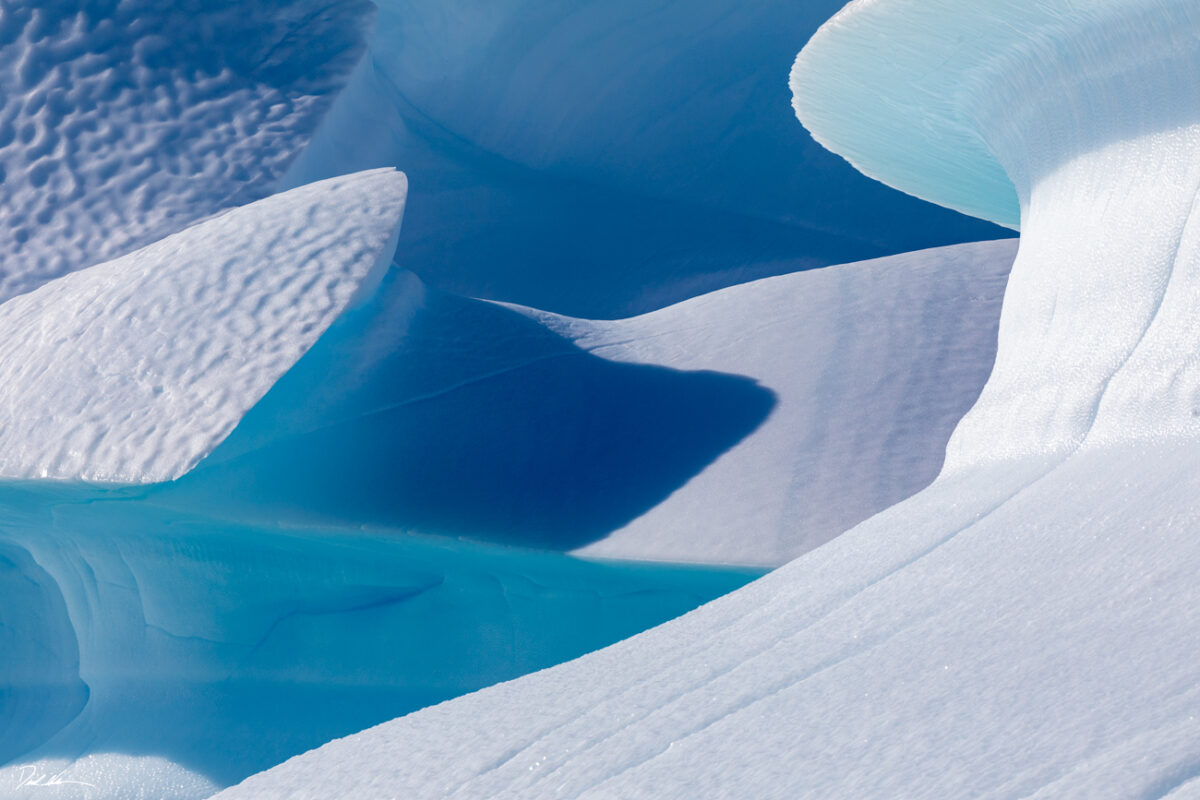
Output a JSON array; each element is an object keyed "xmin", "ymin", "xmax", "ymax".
[
  {"xmin": 212, "ymin": 2, "xmax": 1200, "ymax": 798},
  {"xmin": 0, "ymin": 169, "xmax": 406, "ymax": 484},
  {"xmin": 284, "ymin": 0, "xmax": 1010, "ymax": 316},
  {"xmin": 0, "ymin": 0, "xmax": 372, "ymax": 302},
  {"xmin": 560, "ymin": 240, "xmax": 1014, "ymax": 565}
]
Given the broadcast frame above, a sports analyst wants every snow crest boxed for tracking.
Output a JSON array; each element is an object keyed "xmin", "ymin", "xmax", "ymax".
[{"xmin": 0, "ymin": 168, "xmax": 407, "ymax": 483}]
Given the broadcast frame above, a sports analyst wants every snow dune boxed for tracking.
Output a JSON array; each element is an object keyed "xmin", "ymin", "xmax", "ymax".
[
  {"xmin": 216, "ymin": 1, "xmax": 1200, "ymax": 797},
  {"xmin": 131, "ymin": 240, "xmax": 1011, "ymax": 567},
  {"xmin": 0, "ymin": 169, "xmax": 407, "ymax": 483}
]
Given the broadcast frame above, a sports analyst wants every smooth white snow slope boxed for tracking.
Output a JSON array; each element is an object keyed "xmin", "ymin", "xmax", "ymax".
[
  {"xmin": 216, "ymin": 1, "xmax": 1200, "ymax": 797},
  {"xmin": 556, "ymin": 239, "xmax": 1014, "ymax": 565},
  {"xmin": 0, "ymin": 0, "xmax": 372, "ymax": 302},
  {"xmin": 0, "ymin": 168, "xmax": 407, "ymax": 483}
]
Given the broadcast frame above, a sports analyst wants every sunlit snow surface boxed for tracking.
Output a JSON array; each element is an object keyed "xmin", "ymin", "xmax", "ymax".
[{"xmin": 143, "ymin": 240, "xmax": 1013, "ymax": 566}]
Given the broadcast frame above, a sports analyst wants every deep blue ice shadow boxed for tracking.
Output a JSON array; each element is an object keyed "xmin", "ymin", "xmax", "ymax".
[{"xmin": 150, "ymin": 271, "xmax": 777, "ymax": 550}]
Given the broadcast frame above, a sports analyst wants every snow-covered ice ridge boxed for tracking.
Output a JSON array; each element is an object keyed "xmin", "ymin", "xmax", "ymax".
[
  {"xmin": 0, "ymin": 168, "xmax": 406, "ymax": 483},
  {"xmin": 215, "ymin": 2, "xmax": 1200, "ymax": 797},
  {"xmin": 0, "ymin": 0, "xmax": 371, "ymax": 302},
  {"xmin": 141, "ymin": 239, "xmax": 1011, "ymax": 567}
]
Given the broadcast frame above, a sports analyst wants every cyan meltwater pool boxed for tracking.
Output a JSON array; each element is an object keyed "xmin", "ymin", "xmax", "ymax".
[{"xmin": 0, "ymin": 480, "xmax": 763, "ymax": 788}]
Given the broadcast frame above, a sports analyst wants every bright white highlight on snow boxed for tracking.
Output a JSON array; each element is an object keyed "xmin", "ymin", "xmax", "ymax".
[
  {"xmin": 212, "ymin": 2, "xmax": 1200, "ymax": 798},
  {"xmin": 0, "ymin": 168, "xmax": 407, "ymax": 483}
]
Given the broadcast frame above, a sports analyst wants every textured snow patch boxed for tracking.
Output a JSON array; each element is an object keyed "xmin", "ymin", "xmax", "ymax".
[
  {"xmin": 0, "ymin": 0, "xmax": 373, "ymax": 301},
  {"xmin": 0, "ymin": 168, "xmax": 407, "ymax": 484}
]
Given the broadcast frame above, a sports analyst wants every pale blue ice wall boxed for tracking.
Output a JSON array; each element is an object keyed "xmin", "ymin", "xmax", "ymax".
[
  {"xmin": 794, "ymin": 0, "xmax": 1200, "ymax": 468},
  {"xmin": 286, "ymin": 0, "xmax": 1012, "ymax": 317}
]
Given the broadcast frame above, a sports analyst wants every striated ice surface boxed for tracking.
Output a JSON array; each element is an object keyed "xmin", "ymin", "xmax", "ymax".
[
  {"xmin": 0, "ymin": 0, "xmax": 372, "ymax": 302},
  {"xmin": 557, "ymin": 239, "xmax": 1013, "ymax": 565},
  {"xmin": 215, "ymin": 2, "xmax": 1200, "ymax": 798},
  {"xmin": 0, "ymin": 168, "xmax": 407, "ymax": 483}
]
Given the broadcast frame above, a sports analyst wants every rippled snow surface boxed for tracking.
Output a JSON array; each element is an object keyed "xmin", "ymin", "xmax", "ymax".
[{"xmin": 0, "ymin": 0, "xmax": 371, "ymax": 301}]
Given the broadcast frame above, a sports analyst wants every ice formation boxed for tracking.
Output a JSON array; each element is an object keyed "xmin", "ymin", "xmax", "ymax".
[
  {"xmin": 0, "ymin": 485, "xmax": 755, "ymax": 799},
  {"xmin": 560, "ymin": 240, "xmax": 1013, "ymax": 565},
  {"xmin": 214, "ymin": 1, "xmax": 1200, "ymax": 797},
  {"xmin": 133, "ymin": 240, "xmax": 1010, "ymax": 566},
  {"xmin": 284, "ymin": 0, "xmax": 1008, "ymax": 316},
  {"xmin": 0, "ymin": 169, "xmax": 407, "ymax": 483},
  {"xmin": 0, "ymin": 0, "xmax": 372, "ymax": 302}
]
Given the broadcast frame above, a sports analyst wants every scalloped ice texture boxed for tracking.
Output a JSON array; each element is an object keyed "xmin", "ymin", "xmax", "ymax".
[
  {"xmin": 0, "ymin": 168, "xmax": 407, "ymax": 484},
  {"xmin": 0, "ymin": 0, "xmax": 373, "ymax": 302}
]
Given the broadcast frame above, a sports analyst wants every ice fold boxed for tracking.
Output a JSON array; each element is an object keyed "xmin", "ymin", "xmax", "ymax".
[{"xmin": 0, "ymin": 168, "xmax": 407, "ymax": 484}]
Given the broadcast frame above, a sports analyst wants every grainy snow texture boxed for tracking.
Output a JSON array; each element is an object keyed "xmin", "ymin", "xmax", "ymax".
[
  {"xmin": 0, "ymin": 0, "xmax": 373, "ymax": 302},
  {"xmin": 0, "ymin": 168, "xmax": 407, "ymax": 483},
  {"xmin": 214, "ymin": 1, "xmax": 1200, "ymax": 798}
]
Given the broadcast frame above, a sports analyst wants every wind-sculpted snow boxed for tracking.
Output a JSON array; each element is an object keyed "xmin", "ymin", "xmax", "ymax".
[
  {"xmin": 0, "ymin": 0, "xmax": 372, "ymax": 301},
  {"xmin": 556, "ymin": 240, "xmax": 1013, "ymax": 565},
  {"xmin": 136, "ymin": 241, "xmax": 1011, "ymax": 567},
  {"xmin": 0, "ymin": 168, "xmax": 407, "ymax": 483},
  {"xmin": 284, "ymin": 0, "xmax": 1009, "ymax": 316},
  {"xmin": 215, "ymin": 2, "xmax": 1200, "ymax": 797}
]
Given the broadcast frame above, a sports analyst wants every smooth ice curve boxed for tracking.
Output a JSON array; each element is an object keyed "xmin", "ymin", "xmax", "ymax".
[
  {"xmin": 212, "ymin": 4, "xmax": 1200, "ymax": 798},
  {"xmin": 790, "ymin": 0, "xmax": 1198, "ymax": 230},
  {"xmin": 0, "ymin": 168, "xmax": 407, "ymax": 484}
]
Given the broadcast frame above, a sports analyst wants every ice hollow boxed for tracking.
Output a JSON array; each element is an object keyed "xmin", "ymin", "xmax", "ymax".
[{"xmin": 793, "ymin": 0, "xmax": 1200, "ymax": 469}]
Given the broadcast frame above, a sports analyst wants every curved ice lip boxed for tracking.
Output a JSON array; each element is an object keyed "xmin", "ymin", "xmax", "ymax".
[
  {"xmin": 790, "ymin": 0, "xmax": 1200, "ymax": 231},
  {"xmin": 0, "ymin": 168, "xmax": 407, "ymax": 484}
]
